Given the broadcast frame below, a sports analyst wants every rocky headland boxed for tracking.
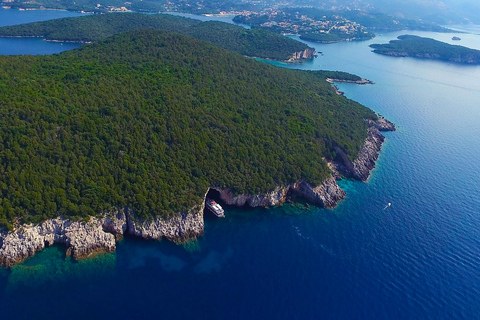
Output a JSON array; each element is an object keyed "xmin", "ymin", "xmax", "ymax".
[
  {"xmin": 327, "ymin": 117, "xmax": 395, "ymax": 181},
  {"xmin": 0, "ymin": 116, "xmax": 394, "ymax": 268},
  {"xmin": 326, "ymin": 77, "xmax": 373, "ymax": 95}
]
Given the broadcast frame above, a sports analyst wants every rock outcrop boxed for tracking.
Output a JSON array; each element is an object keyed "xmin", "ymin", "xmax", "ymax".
[
  {"xmin": 366, "ymin": 116, "xmax": 396, "ymax": 131},
  {"xmin": 326, "ymin": 78, "xmax": 373, "ymax": 85},
  {"xmin": 287, "ymin": 48, "xmax": 317, "ymax": 62},
  {"xmin": 214, "ymin": 177, "xmax": 346, "ymax": 210},
  {"xmin": 328, "ymin": 117, "xmax": 396, "ymax": 181},
  {"xmin": 0, "ymin": 207, "xmax": 202, "ymax": 268},
  {"xmin": 0, "ymin": 211, "xmax": 126, "ymax": 267},
  {"xmin": 214, "ymin": 185, "xmax": 290, "ymax": 207},
  {"xmin": 350, "ymin": 127, "xmax": 386, "ymax": 181},
  {"xmin": 291, "ymin": 178, "xmax": 346, "ymax": 209},
  {"xmin": 126, "ymin": 205, "xmax": 204, "ymax": 243}
]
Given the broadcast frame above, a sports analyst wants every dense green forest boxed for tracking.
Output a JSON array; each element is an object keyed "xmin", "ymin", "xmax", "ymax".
[
  {"xmin": 0, "ymin": 13, "xmax": 311, "ymax": 61},
  {"xmin": 0, "ymin": 30, "xmax": 376, "ymax": 228},
  {"xmin": 370, "ymin": 35, "xmax": 480, "ymax": 64}
]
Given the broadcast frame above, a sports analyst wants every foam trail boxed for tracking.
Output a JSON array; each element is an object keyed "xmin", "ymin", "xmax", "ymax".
[{"xmin": 291, "ymin": 221, "xmax": 350, "ymax": 260}]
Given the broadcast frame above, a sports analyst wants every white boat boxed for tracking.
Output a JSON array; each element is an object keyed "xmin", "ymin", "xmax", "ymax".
[{"xmin": 205, "ymin": 198, "xmax": 225, "ymax": 217}]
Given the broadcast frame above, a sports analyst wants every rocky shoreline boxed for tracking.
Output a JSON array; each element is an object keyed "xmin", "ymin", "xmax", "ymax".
[
  {"xmin": 327, "ymin": 116, "xmax": 396, "ymax": 181},
  {"xmin": 376, "ymin": 51, "xmax": 480, "ymax": 64},
  {"xmin": 326, "ymin": 78, "xmax": 373, "ymax": 95},
  {"xmin": 286, "ymin": 48, "xmax": 317, "ymax": 62},
  {"xmin": 0, "ymin": 117, "xmax": 394, "ymax": 268}
]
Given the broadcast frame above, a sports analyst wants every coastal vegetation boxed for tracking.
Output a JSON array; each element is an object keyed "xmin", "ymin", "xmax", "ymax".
[
  {"xmin": 0, "ymin": 30, "xmax": 376, "ymax": 229},
  {"xmin": 0, "ymin": 13, "xmax": 311, "ymax": 61},
  {"xmin": 370, "ymin": 35, "xmax": 480, "ymax": 64}
]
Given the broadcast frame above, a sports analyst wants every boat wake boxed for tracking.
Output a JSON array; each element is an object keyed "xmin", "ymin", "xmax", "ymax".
[{"xmin": 291, "ymin": 222, "xmax": 351, "ymax": 260}]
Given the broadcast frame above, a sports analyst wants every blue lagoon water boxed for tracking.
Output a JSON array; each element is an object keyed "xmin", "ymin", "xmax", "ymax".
[{"xmin": 1, "ymin": 11, "xmax": 480, "ymax": 319}]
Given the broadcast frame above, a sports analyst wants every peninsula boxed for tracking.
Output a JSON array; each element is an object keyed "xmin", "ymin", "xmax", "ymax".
[
  {"xmin": 0, "ymin": 13, "xmax": 316, "ymax": 62},
  {"xmin": 0, "ymin": 30, "xmax": 394, "ymax": 267},
  {"xmin": 370, "ymin": 35, "xmax": 480, "ymax": 64}
]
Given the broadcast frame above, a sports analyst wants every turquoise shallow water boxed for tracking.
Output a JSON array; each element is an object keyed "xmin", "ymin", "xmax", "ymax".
[{"xmin": 1, "ymin": 10, "xmax": 480, "ymax": 319}]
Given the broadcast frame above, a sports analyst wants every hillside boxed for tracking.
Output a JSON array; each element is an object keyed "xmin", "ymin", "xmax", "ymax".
[
  {"xmin": 0, "ymin": 29, "xmax": 376, "ymax": 229},
  {"xmin": 370, "ymin": 35, "xmax": 480, "ymax": 64},
  {"xmin": 0, "ymin": 13, "xmax": 312, "ymax": 61}
]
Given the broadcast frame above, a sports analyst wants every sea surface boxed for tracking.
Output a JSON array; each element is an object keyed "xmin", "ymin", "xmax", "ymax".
[
  {"xmin": 1, "ymin": 9, "xmax": 480, "ymax": 319},
  {"xmin": 0, "ymin": 8, "xmax": 83, "ymax": 54}
]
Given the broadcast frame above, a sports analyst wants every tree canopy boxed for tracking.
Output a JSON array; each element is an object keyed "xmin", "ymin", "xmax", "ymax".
[
  {"xmin": 0, "ymin": 30, "xmax": 376, "ymax": 229},
  {"xmin": 0, "ymin": 13, "xmax": 311, "ymax": 61}
]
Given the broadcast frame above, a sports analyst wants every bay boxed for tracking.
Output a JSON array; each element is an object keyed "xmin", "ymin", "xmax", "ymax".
[
  {"xmin": 1, "ymin": 10, "xmax": 480, "ymax": 320},
  {"xmin": 0, "ymin": 8, "xmax": 84, "ymax": 54}
]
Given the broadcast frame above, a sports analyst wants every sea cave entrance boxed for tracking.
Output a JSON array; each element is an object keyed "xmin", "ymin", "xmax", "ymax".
[{"xmin": 204, "ymin": 188, "xmax": 225, "ymax": 218}]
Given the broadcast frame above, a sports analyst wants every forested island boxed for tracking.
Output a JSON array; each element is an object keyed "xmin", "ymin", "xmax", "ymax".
[
  {"xmin": 0, "ymin": 29, "xmax": 395, "ymax": 266},
  {"xmin": 0, "ymin": 13, "xmax": 315, "ymax": 62},
  {"xmin": 370, "ymin": 35, "xmax": 480, "ymax": 65}
]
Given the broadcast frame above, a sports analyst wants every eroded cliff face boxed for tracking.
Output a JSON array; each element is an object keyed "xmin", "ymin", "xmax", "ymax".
[
  {"xmin": 0, "ymin": 211, "xmax": 126, "ymax": 267},
  {"xmin": 213, "ymin": 177, "xmax": 346, "ymax": 210},
  {"xmin": 328, "ymin": 117, "xmax": 396, "ymax": 181},
  {"xmin": 213, "ymin": 185, "xmax": 290, "ymax": 207},
  {"xmin": 287, "ymin": 48, "xmax": 317, "ymax": 62},
  {"xmin": 0, "ymin": 206, "xmax": 203, "ymax": 268},
  {"xmin": 291, "ymin": 178, "xmax": 346, "ymax": 209},
  {"xmin": 0, "ymin": 117, "xmax": 394, "ymax": 267},
  {"xmin": 126, "ymin": 204, "xmax": 204, "ymax": 243}
]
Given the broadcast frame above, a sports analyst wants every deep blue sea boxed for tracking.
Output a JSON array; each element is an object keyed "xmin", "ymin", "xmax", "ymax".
[{"xmin": 1, "ymin": 9, "xmax": 480, "ymax": 319}]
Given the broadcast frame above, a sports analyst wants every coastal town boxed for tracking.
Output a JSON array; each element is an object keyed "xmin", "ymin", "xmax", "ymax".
[{"xmin": 233, "ymin": 8, "xmax": 374, "ymax": 43}]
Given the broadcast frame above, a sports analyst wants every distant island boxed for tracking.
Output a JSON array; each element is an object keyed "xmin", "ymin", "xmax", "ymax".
[
  {"xmin": 0, "ymin": 13, "xmax": 315, "ymax": 62},
  {"xmin": 452, "ymin": 36, "xmax": 461, "ymax": 41},
  {"xmin": 0, "ymin": 29, "xmax": 394, "ymax": 267},
  {"xmin": 370, "ymin": 35, "xmax": 480, "ymax": 64}
]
